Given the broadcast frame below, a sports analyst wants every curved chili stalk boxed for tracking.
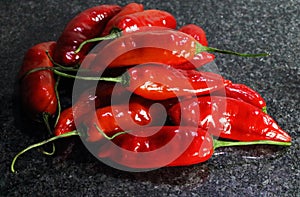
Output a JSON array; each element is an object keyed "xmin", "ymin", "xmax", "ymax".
[
  {"xmin": 40, "ymin": 112, "xmax": 56, "ymax": 156},
  {"xmin": 11, "ymin": 130, "xmax": 80, "ymax": 173},
  {"xmin": 195, "ymin": 44, "xmax": 269, "ymax": 58},
  {"xmin": 74, "ymin": 31, "xmax": 122, "ymax": 53},
  {"xmin": 213, "ymin": 139, "xmax": 291, "ymax": 149},
  {"xmin": 94, "ymin": 123, "xmax": 129, "ymax": 140},
  {"xmin": 54, "ymin": 76, "xmax": 61, "ymax": 127},
  {"xmin": 10, "ymin": 125, "xmax": 127, "ymax": 173},
  {"xmin": 45, "ymin": 51, "xmax": 78, "ymax": 71},
  {"xmin": 52, "ymin": 70, "xmax": 130, "ymax": 86}
]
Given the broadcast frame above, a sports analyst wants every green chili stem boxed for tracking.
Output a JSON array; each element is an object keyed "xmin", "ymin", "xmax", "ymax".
[
  {"xmin": 74, "ymin": 32, "xmax": 122, "ymax": 54},
  {"xmin": 196, "ymin": 43, "xmax": 270, "ymax": 57},
  {"xmin": 40, "ymin": 144, "xmax": 56, "ymax": 156},
  {"xmin": 42, "ymin": 112, "xmax": 52, "ymax": 134},
  {"xmin": 45, "ymin": 51, "xmax": 79, "ymax": 71},
  {"xmin": 11, "ymin": 130, "xmax": 80, "ymax": 173},
  {"xmin": 213, "ymin": 139, "xmax": 291, "ymax": 150},
  {"xmin": 53, "ymin": 70, "xmax": 124, "ymax": 83},
  {"xmin": 262, "ymin": 106, "xmax": 268, "ymax": 114},
  {"xmin": 54, "ymin": 76, "xmax": 61, "ymax": 127},
  {"xmin": 40, "ymin": 112, "xmax": 56, "ymax": 155},
  {"xmin": 94, "ymin": 124, "xmax": 129, "ymax": 140}
]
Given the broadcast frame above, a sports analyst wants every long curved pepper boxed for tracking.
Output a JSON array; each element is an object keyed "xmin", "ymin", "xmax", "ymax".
[
  {"xmin": 168, "ymin": 96, "xmax": 291, "ymax": 142},
  {"xmin": 74, "ymin": 29, "xmax": 269, "ymax": 70},
  {"xmin": 98, "ymin": 126, "xmax": 291, "ymax": 169},
  {"xmin": 52, "ymin": 63, "xmax": 227, "ymax": 100}
]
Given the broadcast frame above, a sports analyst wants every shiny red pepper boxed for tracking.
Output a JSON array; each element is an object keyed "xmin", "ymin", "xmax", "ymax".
[
  {"xmin": 18, "ymin": 41, "xmax": 57, "ymax": 119},
  {"xmin": 168, "ymin": 96, "xmax": 291, "ymax": 142},
  {"xmin": 53, "ymin": 63, "xmax": 227, "ymax": 100},
  {"xmin": 179, "ymin": 24, "xmax": 208, "ymax": 46},
  {"xmin": 106, "ymin": 9, "xmax": 176, "ymax": 33},
  {"xmin": 86, "ymin": 29, "xmax": 264, "ymax": 72},
  {"xmin": 54, "ymin": 82, "xmax": 129, "ymax": 136},
  {"xmin": 124, "ymin": 64, "xmax": 226, "ymax": 100},
  {"xmin": 85, "ymin": 98, "xmax": 163, "ymax": 142},
  {"xmin": 53, "ymin": 4, "xmax": 121, "ymax": 66},
  {"xmin": 98, "ymin": 126, "xmax": 212, "ymax": 168},
  {"xmin": 89, "ymin": 29, "xmax": 201, "ymax": 70},
  {"xmin": 213, "ymin": 80, "xmax": 267, "ymax": 112},
  {"xmin": 97, "ymin": 126, "xmax": 290, "ymax": 168},
  {"xmin": 101, "ymin": 3, "xmax": 144, "ymax": 36}
]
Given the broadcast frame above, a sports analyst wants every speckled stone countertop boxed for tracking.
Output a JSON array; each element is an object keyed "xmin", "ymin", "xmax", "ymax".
[{"xmin": 1, "ymin": 0, "xmax": 299, "ymax": 196}]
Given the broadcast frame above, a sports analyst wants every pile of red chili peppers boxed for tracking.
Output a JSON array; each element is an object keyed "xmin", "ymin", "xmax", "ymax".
[{"xmin": 12, "ymin": 3, "xmax": 291, "ymax": 172}]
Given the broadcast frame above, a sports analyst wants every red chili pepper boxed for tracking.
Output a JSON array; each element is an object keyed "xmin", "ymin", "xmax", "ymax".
[
  {"xmin": 97, "ymin": 126, "xmax": 291, "ymax": 168},
  {"xmin": 85, "ymin": 97, "xmax": 163, "ymax": 142},
  {"xmin": 54, "ymin": 82, "xmax": 129, "ymax": 136},
  {"xmin": 107, "ymin": 9, "xmax": 176, "ymax": 33},
  {"xmin": 124, "ymin": 64, "xmax": 226, "ymax": 100},
  {"xmin": 52, "ymin": 4, "xmax": 121, "ymax": 66},
  {"xmin": 168, "ymin": 96, "xmax": 291, "ymax": 142},
  {"xmin": 101, "ymin": 3, "xmax": 144, "ymax": 36},
  {"xmin": 179, "ymin": 24, "xmax": 208, "ymax": 46},
  {"xmin": 85, "ymin": 29, "xmax": 267, "ymax": 71},
  {"xmin": 18, "ymin": 41, "xmax": 57, "ymax": 119},
  {"xmin": 54, "ymin": 64, "xmax": 226, "ymax": 100},
  {"xmin": 213, "ymin": 80, "xmax": 267, "ymax": 112}
]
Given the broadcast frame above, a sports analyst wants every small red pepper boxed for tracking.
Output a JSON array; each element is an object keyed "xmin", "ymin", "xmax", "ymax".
[
  {"xmin": 101, "ymin": 3, "xmax": 144, "ymax": 36},
  {"xmin": 18, "ymin": 41, "xmax": 57, "ymax": 119},
  {"xmin": 97, "ymin": 126, "xmax": 291, "ymax": 168},
  {"xmin": 106, "ymin": 9, "xmax": 176, "ymax": 33},
  {"xmin": 85, "ymin": 97, "xmax": 163, "ymax": 142},
  {"xmin": 168, "ymin": 96, "xmax": 291, "ymax": 142},
  {"xmin": 213, "ymin": 80, "xmax": 267, "ymax": 112},
  {"xmin": 179, "ymin": 24, "xmax": 208, "ymax": 46},
  {"xmin": 54, "ymin": 82, "xmax": 129, "ymax": 136},
  {"xmin": 53, "ymin": 4, "xmax": 121, "ymax": 66}
]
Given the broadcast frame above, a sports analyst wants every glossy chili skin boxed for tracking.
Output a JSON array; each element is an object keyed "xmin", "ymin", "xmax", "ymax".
[
  {"xmin": 179, "ymin": 24, "xmax": 208, "ymax": 46},
  {"xmin": 109, "ymin": 9, "xmax": 176, "ymax": 33},
  {"xmin": 53, "ymin": 4, "xmax": 121, "ymax": 66},
  {"xmin": 90, "ymin": 29, "xmax": 198, "ymax": 71},
  {"xmin": 124, "ymin": 64, "xmax": 226, "ymax": 100},
  {"xmin": 101, "ymin": 3, "xmax": 144, "ymax": 36},
  {"xmin": 85, "ymin": 97, "xmax": 164, "ymax": 142},
  {"xmin": 18, "ymin": 41, "xmax": 57, "ymax": 119},
  {"xmin": 223, "ymin": 81, "xmax": 267, "ymax": 110},
  {"xmin": 97, "ymin": 126, "xmax": 213, "ymax": 168},
  {"xmin": 171, "ymin": 52, "xmax": 215, "ymax": 70},
  {"xmin": 168, "ymin": 96, "xmax": 291, "ymax": 142},
  {"xmin": 54, "ymin": 82, "xmax": 129, "ymax": 136}
]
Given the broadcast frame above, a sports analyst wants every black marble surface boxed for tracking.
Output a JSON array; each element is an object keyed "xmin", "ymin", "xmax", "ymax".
[{"xmin": 1, "ymin": 0, "xmax": 299, "ymax": 196}]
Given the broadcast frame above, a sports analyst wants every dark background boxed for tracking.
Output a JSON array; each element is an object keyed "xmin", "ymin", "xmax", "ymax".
[{"xmin": 1, "ymin": 0, "xmax": 299, "ymax": 196}]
